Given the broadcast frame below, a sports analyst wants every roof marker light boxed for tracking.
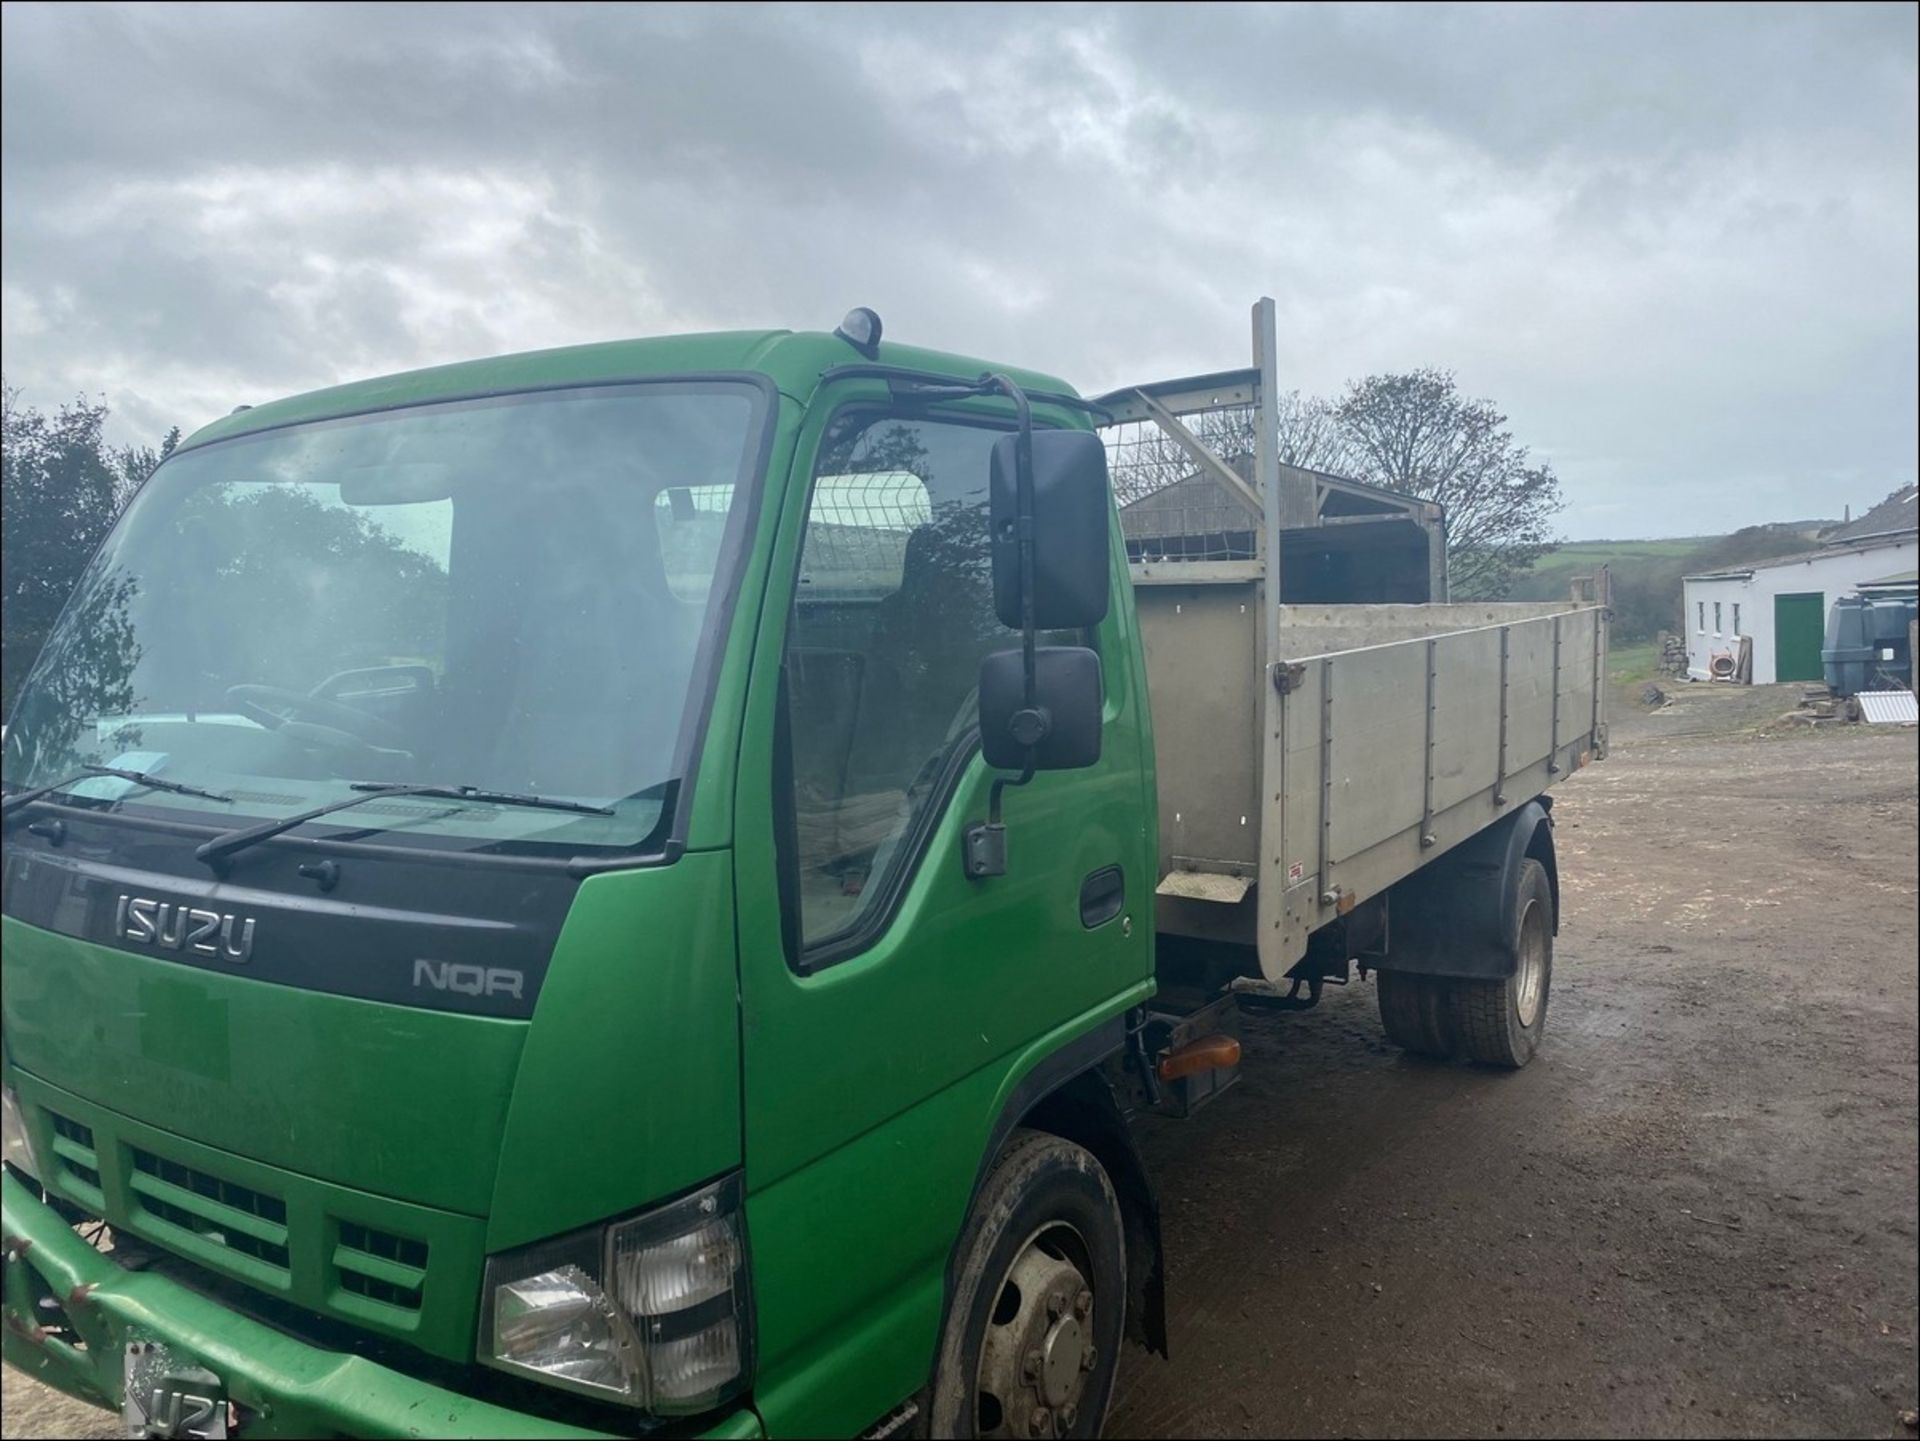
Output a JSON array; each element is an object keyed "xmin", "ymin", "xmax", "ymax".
[{"xmin": 834, "ymin": 307, "xmax": 883, "ymax": 359}]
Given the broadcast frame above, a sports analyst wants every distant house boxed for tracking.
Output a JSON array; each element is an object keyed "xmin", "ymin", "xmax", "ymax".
[{"xmin": 1681, "ymin": 485, "xmax": 1918, "ymax": 684}]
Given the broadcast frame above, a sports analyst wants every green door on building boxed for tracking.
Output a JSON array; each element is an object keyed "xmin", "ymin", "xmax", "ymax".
[{"xmin": 1774, "ymin": 591, "xmax": 1826, "ymax": 682}]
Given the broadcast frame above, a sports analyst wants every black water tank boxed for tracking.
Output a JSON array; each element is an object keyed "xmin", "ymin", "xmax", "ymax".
[{"xmin": 1823, "ymin": 594, "xmax": 1917, "ymax": 695}]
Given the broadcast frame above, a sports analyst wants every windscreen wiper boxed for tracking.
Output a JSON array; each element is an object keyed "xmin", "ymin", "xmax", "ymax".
[
  {"xmin": 2, "ymin": 765, "xmax": 234, "ymax": 821},
  {"xmin": 195, "ymin": 781, "xmax": 616, "ymax": 868}
]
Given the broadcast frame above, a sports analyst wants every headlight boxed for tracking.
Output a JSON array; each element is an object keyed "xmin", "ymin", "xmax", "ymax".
[
  {"xmin": 478, "ymin": 1174, "xmax": 752, "ymax": 1415},
  {"xmin": 2, "ymin": 1083, "xmax": 40, "ymax": 1184}
]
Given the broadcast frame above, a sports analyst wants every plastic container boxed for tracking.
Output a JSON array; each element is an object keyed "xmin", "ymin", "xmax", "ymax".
[{"xmin": 1822, "ymin": 594, "xmax": 1918, "ymax": 695}]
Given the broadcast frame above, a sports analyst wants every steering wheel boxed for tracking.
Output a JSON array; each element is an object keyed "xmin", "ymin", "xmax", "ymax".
[{"xmin": 225, "ymin": 683, "xmax": 411, "ymax": 752}]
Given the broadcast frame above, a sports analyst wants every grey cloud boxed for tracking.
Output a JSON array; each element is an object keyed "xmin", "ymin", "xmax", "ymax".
[{"xmin": 2, "ymin": 1, "xmax": 1914, "ymax": 538}]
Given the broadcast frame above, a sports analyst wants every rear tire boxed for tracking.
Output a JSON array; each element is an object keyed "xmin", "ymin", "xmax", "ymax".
[
  {"xmin": 1447, "ymin": 858, "xmax": 1554, "ymax": 1068},
  {"xmin": 1376, "ymin": 971, "xmax": 1454, "ymax": 1058},
  {"xmin": 1376, "ymin": 857, "xmax": 1555, "ymax": 1069}
]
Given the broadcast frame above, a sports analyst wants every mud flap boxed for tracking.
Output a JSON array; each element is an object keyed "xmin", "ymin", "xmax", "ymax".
[{"xmin": 1371, "ymin": 800, "xmax": 1556, "ymax": 980}]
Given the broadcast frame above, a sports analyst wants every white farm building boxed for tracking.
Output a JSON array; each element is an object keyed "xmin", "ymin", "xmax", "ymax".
[{"xmin": 1682, "ymin": 486, "xmax": 1918, "ymax": 685}]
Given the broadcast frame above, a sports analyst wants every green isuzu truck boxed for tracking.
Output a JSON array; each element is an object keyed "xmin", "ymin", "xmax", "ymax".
[{"xmin": 2, "ymin": 300, "xmax": 1606, "ymax": 1439}]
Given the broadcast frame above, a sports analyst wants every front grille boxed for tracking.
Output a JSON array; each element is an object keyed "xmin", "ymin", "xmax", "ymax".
[
  {"xmin": 334, "ymin": 1222, "xmax": 429, "ymax": 1312},
  {"xmin": 28, "ymin": 1097, "xmax": 477, "ymax": 1357},
  {"xmin": 46, "ymin": 1113, "xmax": 103, "ymax": 1207},
  {"xmin": 128, "ymin": 1147, "xmax": 291, "ymax": 1278}
]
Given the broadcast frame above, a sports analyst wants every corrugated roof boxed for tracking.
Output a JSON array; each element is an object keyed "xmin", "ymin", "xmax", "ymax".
[
  {"xmin": 1858, "ymin": 691, "xmax": 1918, "ymax": 725},
  {"xmin": 1859, "ymin": 570, "xmax": 1919, "ymax": 589},
  {"xmin": 1683, "ymin": 533, "xmax": 1916, "ymax": 582},
  {"xmin": 1824, "ymin": 485, "xmax": 1919, "ymax": 544}
]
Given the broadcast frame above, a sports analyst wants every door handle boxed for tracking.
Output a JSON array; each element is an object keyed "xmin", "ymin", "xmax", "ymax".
[{"xmin": 1079, "ymin": 865, "xmax": 1124, "ymax": 929}]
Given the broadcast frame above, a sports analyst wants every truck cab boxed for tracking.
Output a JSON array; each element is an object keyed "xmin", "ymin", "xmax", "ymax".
[{"xmin": 3, "ymin": 321, "xmax": 1161, "ymax": 1438}]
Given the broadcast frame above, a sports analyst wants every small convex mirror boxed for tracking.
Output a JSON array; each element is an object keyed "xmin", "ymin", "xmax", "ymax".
[
  {"xmin": 989, "ymin": 430, "xmax": 1111, "ymax": 631},
  {"xmin": 978, "ymin": 646, "xmax": 1104, "ymax": 771}
]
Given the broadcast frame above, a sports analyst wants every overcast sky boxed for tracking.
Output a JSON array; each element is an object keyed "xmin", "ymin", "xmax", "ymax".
[{"xmin": 3, "ymin": 2, "xmax": 1914, "ymax": 538}]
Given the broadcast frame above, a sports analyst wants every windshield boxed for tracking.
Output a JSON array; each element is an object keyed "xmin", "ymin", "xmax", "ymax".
[{"xmin": 2, "ymin": 381, "xmax": 768, "ymax": 855}]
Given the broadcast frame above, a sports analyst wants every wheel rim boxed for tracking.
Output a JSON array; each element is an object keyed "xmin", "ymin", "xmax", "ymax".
[
  {"xmin": 974, "ymin": 1220, "xmax": 1098, "ymax": 1438},
  {"xmin": 1514, "ymin": 897, "xmax": 1548, "ymax": 1028}
]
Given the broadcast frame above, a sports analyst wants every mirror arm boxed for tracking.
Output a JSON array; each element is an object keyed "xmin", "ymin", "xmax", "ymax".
[
  {"xmin": 813, "ymin": 362, "xmax": 1112, "ymax": 421},
  {"xmin": 987, "ymin": 764, "xmax": 1036, "ymax": 827},
  {"xmin": 965, "ymin": 762, "xmax": 1036, "ymax": 882},
  {"xmin": 961, "ymin": 372, "xmax": 1039, "ymax": 884},
  {"xmin": 976, "ymin": 372, "xmax": 1048, "ymax": 778}
]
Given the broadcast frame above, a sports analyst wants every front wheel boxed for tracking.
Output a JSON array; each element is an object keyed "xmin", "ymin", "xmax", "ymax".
[{"xmin": 928, "ymin": 1130, "xmax": 1127, "ymax": 1439}]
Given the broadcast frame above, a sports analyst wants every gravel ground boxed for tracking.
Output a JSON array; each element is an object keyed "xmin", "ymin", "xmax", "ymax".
[{"xmin": 7, "ymin": 683, "xmax": 1917, "ymax": 1439}]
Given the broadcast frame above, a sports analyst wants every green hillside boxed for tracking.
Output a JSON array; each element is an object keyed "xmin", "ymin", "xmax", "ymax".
[
  {"xmin": 1503, "ymin": 525, "xmax": 1835, "ymax": 642},
  {"xmin": 1515, "ymin": 537, "xmax": 1709, "ymax": 581}
]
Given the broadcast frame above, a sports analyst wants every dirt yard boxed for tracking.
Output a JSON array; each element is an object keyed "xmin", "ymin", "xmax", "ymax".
[
  {"xmin": 1107, "ymin": 684, "xmax": 1919, "ymax": 1438},
  {"xmin": 6, "ymin": 683, "xmax": 1917, "ymax": 1439}
]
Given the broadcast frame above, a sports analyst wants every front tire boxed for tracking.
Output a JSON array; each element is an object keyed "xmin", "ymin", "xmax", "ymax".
[{"xmin": 928, "ymin": 1130, "xmax": 1126, "ymax": 1439}]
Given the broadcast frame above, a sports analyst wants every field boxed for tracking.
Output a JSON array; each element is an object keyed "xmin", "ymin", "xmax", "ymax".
[
  {"xmin": 1512, "ymin": 536, "xmax": 1712, "ymax": 591},
  {"xmin": 1505, "ymin": 539, "xmax": 1710, "ymax": 643},
  {"xmin": 1606, "ymin": 640, "xmax": 1660, "ymax": 687}
]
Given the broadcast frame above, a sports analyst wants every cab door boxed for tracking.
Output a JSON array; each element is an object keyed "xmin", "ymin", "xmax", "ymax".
[{"xmin": 731, "ymin": 385, "xmax": 1155, "ymax": 1436}]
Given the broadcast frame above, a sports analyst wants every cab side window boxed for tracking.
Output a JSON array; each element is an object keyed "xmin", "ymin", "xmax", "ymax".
[{"xmin": 782, "ymin": 412, "xmax": 1008, "ymax": 951}]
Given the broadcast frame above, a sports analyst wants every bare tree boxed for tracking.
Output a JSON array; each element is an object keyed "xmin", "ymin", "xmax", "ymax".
[
  {"xmin": 1334, "ymin": 369, "xmax": 1561, "ymax": 599},
  {"xmin": 1181, "ymin": 391, "xmax": 1359, "ymax": 475}
]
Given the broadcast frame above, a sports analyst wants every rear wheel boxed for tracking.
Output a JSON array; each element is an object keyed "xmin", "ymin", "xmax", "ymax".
[
  {"xmin": 1376, "ymin": 857, "xmax": 1555, "ymax": 1069},
  {"xmin": 1447, "ymin": 858, "xmax": 1554, "ymax": 1068},
  {"xmin": 928, "ymin": 1130, "xmax": 1126, "ymax": 1439},
  {"xmin": 1376, "ymin": 971, "xmax": 1453, "ymax": 1058}
]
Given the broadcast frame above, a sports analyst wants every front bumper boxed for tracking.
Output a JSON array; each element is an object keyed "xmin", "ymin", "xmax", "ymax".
[{"xmin": 2, "ymin": 1170, "xmax": 766, "ymax": 1439}]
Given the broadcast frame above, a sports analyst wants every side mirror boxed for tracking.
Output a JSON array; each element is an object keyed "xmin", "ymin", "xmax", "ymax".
[
  {"xmin": 978, "ymin": 646, "xmax": 1103, "ymax": 771},
  {"xmin": 990, "ymin": 430, "xmax": 1111, "ymax": 630}
]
